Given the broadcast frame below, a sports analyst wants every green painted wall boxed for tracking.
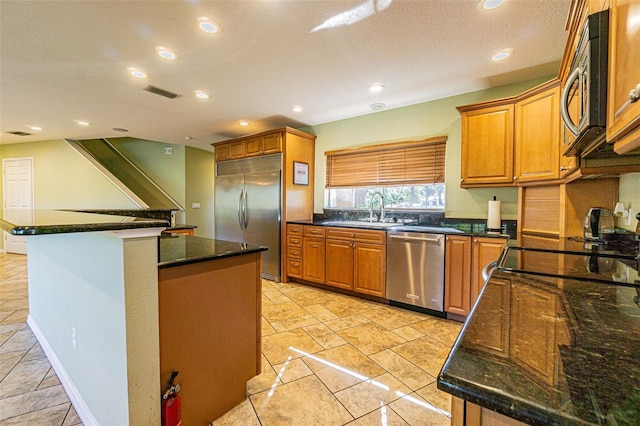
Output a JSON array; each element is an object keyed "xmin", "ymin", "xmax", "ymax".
[
  {"xmin": 0, "ymin": 139, "xmax": 137, "ymax": 209},
  {"xmin": 185, "ymin": 146, "xmax": 215, "ymax": 238},
  {"xmin": 303, "ymin": 77, "xmax": 553, "ymax": 220}
]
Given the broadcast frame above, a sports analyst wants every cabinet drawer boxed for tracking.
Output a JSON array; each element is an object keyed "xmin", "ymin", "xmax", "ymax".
[
  {"xmin": 288, "ymin": 246, "xmax": 303, "ymax": 259},
  {"xmin": 287, "ymin": 224, "xmax": 303, "ymax": 235},
  {"xmin": 287, "ymin": 259, "xmax": 303, "ymax": 278},
  {"xmin": 304, "ymin": 226, "xmax": 325, "ymax": 237},
  {"xmin": 326, "ymin": 227, "xmax": 386, "ymax": 244},
  {"xmin": 287, "ymin": 235, "xmax": 303, "ymax": 247}
]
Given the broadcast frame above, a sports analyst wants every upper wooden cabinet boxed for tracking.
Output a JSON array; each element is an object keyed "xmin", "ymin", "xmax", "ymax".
[
  {"xmin": 213, "ymin": 128, "xmax": 298, "ymax": 162},
  {"xmin": 606, "ymin": 0, "xmax": 640, "ymax": 155},
  {"xmin": 214, "ymin": 140, "xmax": 245, "ymax": 162},
  {"xmin": 245, "ymin": 133, "xmax": 282, "ymax": 157},
  {"xmin": 514, "ymin": 83, "xmax": 561, "ymax": 183},
  {"xmin": 459, "ymin": 102, "xmax": 515, "ymax": 188}
]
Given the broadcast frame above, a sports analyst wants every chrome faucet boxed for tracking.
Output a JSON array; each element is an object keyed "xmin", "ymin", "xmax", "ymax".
[{"xmin": 368, "ymin": 191, "xmax": 385, "ymax": 222}]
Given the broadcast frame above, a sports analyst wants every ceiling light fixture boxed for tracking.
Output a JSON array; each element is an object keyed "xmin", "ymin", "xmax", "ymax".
[
  {"xmin": 194, "ymin": 90, "xmax": 210, "ymax": 99},
  {"xmin": 26, "ymin": 125, "xmax": 42, "ymax": 131},
  {"xmin": 370, "ymin": 103, "xmax": 386, "ymax": 111},
  {"xmin": 291, "ymin": 105, "xmax": 303, "ymax": 112},
  {"xmin": 75, "ymin": 120, "xmax": 91, "ymax": 126},
  {"xmin": 198, "ymin": 17, "xmax": 220, "ymax": 34},
  {"xmin": 112, "ymin": 127, "xmax": 129, "ymax": 132},
  {"xmin": 479, "ymin": 0, "xmax": 506, "ymax": 9},
  {"xmin": 368, "ymin": 83, "xmax": 385, "ymax": 93},
  {"xmin": 155, "ymin": 47, "xmax": 177, "ymax": 60},
  {"xmin": 239, "ymin": 120, "xmax": 249, "ymax": 126},
  {"xmin": 492, "ymin": 48, "xmax": 514, "ymax": 61},
  {"xmin": 128, "ymin": 68, "xmax": 148, "ymax": 79}
]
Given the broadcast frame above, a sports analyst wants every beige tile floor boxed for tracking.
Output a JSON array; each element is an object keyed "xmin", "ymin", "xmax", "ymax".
[{"xmin": 0, "ymin": 252, "xmax": 462, "ymax": 425}]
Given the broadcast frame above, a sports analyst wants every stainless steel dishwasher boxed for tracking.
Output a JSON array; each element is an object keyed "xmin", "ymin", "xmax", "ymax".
[{"xmin": 386, "ymin": 231, "xmax": 446, "ymax": 316}]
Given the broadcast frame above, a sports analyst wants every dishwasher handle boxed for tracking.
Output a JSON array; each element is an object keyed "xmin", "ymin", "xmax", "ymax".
[{"xmin": 389, "ymin": 234, "xmax": 443, "ymax": 244}]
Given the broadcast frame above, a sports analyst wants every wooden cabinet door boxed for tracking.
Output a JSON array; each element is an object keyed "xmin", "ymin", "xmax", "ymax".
[
  {"xmin": 245, "ymin": 137, "xmax": 263, "ymax": 157},
  {"xmin": 325, "ymin": 239, "xmax": 354, "ymax": 290},
  {"xmin": 215, "ymin": 141, "xmax": 244, "ymax": 161},
  {"xmin": 262, "ymin": 133, "xmax": 282, "ymax": 154},
  {"xmin": 353, "ymin": 243, "xmax": 386, "ymax": 297},
  {"xmin": 514, "ymin": 85, "xmax": 561, "ymax": 182},
  {"xmin": 460, "ymin": 104, "xmax": 514, "ymax": 187},
  {"xmin": 471, "ymin": 237, "xmax": 507, "ymax": 304},
  {"xmin": 510, "ymin": 279, "xmax": 559, "ymax": 385},
  {"xmin": 606, "ymin": 0, "xmax": 640, "ymax": 155},
  {"xmin": 303, "ymin": 237, "xmax": 325, "ymax": 283},
  {"xmin": 444, "ymin": 235, "xmax": 472, "ymax": 316}
]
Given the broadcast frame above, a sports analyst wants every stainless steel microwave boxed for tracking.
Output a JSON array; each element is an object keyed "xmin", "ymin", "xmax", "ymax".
[{"xmin": 561, "ymin": 9, "xmax": 609, "ymax": 158}]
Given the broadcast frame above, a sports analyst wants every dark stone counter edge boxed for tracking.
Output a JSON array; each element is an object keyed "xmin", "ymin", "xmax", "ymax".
[
  {"xmin": 286, "ymin": 219, "xmax": 512, "ymax": 239},
  {"xmin": 7, "ymin": 220, "xmax": 170, "ymax": 236},
  {"xmin": 158, "ymin": 245, "xmax": 268, "ymax": 269}
]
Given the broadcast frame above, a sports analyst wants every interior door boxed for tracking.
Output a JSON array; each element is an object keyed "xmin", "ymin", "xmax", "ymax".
[
  {"xmin": 3, "ymin": 158, "xmax": 33, "ymax": 254},
  {"xmin": 214, "ymin": 173, "xmax": 245, "ymax": 243},
  {"xmin": 244, "ymin": 170, "xmax": 281, "ymax": 281}
]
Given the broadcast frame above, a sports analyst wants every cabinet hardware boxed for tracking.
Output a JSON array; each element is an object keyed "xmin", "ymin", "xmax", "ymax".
[
  {"xmin": 629, "ymin": 83, "xmax": 640, "ymax": 104},
  {"xmin": 560, "ymin": 167, "xmax": 568, "ymax": 171},
  {"xmin": 311, "ymin": 244, "xmax": 319, "ymax": 248}
]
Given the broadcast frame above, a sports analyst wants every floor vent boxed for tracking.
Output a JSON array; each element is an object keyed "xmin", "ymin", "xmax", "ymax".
[
  {"xmin": 143, "ymin": 85, "xmax": 179, "ymax": 99},
  {"xmin": 6, "ymin": 131, "xmax": 32, "ymax": 136}
]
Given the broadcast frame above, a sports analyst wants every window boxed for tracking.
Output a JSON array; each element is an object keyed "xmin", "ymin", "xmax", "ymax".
[{"xmin": 325, "ymin": 136, "xmax": 446, "ymax": 210}]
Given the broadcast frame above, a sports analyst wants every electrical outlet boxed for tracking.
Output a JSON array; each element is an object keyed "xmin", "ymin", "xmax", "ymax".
[
  {"xmin": 72, "ymin": 327, "xmax": 77, "ymax": 351},
  {"xmin": 191, "ymin": 202, "xmax": 201, "ymax": 209}
]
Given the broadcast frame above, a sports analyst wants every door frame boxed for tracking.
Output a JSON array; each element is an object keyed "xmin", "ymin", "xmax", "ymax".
[{"xmin": 2, "ymin": 157, "xmax": 34, "ymax": 254}]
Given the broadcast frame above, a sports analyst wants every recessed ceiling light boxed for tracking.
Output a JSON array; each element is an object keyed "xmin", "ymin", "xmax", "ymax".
[
  {"xmin": 239, "ymin": 120, "xmax": 249, "ymax": 126},
  {"xmin": 368, "ymin": 83, "xmax": 385, "ymax": 93},
  {"xmin": 112, "ymin": 127, "xmax": 129, "ymax": 132},
  {"xmin": 75, "ymin": 120, "xmax": 91, "ymax": 126},
  {"xmin": 194, "ymin": 90, "xmax": 210, "ymax": 99},
  {"xmin": 492, "ymin": 48, "xmax": 514, "ymax": 61},
  {"xmin": 128, "ymin": 68, "xmax": 148, "ymax": 79},
  {"xmin": 291, "ymin": 105, "xmax": 303, "ymax": 112},
  {"xmin": 26, "ymin": 125, "xmax": 42, "ymax": 131},
  {"xmin": 198, "ymin": 17, "xmax": 220, "ymax": 34},
  {"xmin": 155, "ymin": 47, "xmax": 177, "ymax": 60},
  {"xmin": 370, "ymin": 103, "xmax": 386, "ymax": 111},
  {"xmin": 479, "ymin": 0, "xmax": 506, "ymax": 9}
]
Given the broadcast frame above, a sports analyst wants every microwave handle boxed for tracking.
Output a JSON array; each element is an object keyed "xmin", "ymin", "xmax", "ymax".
[{"xmin": 561, "ymin": 66, "xmax": 581, "ymax": 137}]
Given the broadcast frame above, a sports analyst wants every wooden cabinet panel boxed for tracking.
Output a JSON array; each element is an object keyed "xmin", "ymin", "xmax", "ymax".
[
  {"xmin": 471, "ymin": 237, "xmax": 507, "ymax": 302},
  {"xmin": 445, "ymin": 235, "xmax": 472, "ymax": 316},
  {"xmin": 287, "ymin": 224, "xmax": 303, "ymax": 235},
  {"xmin": 325, "ymin": 227, "xmax": 386, "ymax": 244},
  {"xmin": 459, "ymin": 104, "xmax": 515, "ymax": 187},
  {"xmin": 304, "ymin": 226, "xmax": 325, "ymax": 238},
  {"xmin": 262, "ymin": 133, "xmax": 282, "ymax": 154},
  {"xmin": 303, "ymin": 237, "xmax": 325, "ymax": 283},
  {"xmin": 287, "ymin": 259, "xmax": 303, "ymax": 278},
  {"xmin": 515, "ymin": 85, "xmax": 561, "ymax": 182},
  {"xmin": 214, "ymin": 141, "xmax": 244, "ymax": 161},
  {"xmin": 325, "ymin": 238, "xmax": 354, "ymax": 290},
  {"xmin": 353, "ymin": 243, "xmax": 386, "ymax": 297},
  {"xmin": 607, "ymin": 0, "xmax": 640, "ymax": 155},
  {"xmin": 519, "ymin": 185, "xmax": 561, "ymax": 236}
]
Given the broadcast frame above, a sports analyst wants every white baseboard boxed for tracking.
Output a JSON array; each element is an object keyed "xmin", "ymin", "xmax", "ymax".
[{"xmin": 27, "ymin": 315, "xmax": 99, "ymax": 426}]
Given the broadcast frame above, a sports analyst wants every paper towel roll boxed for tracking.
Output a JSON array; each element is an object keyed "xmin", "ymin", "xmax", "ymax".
[{"xmin": 487, "ymin": 199, "xmax": 502, "ymax": 231}]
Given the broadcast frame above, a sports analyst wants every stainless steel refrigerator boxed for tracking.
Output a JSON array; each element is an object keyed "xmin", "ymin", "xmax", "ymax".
[{"xmin": 215, "ymin": 154, "xmax": 282, "ymax": 281}]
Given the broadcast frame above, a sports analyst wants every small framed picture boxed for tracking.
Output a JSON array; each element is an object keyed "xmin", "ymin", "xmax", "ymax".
[{"xmin": 293, "ymin": 161, "xmax": 309, "ymax": 185}]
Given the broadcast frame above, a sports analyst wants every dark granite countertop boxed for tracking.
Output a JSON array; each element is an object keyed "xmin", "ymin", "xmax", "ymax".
[
  {"xmin": 438, "ymin": 267, "xmax": 640, "ymax": 425},
  {"xmin": 2, "ymin": 209, "xmax": 169, "ymax": 235},
  {"xmin": 158, "ymin": 235, "xmax": 268, "ymax": 268},
  {"xmin": 286, "ymin": 219, "xmax": 511, "ymax": 238}
]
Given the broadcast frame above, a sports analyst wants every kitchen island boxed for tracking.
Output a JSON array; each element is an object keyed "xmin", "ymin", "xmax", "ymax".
[
  {"xmin": 437, "ymin": 241, "xmax": 640, "ymax": 425},
  {"xmin": 3, "ymin": 210, "xmax": 266, "ymax": 425}
]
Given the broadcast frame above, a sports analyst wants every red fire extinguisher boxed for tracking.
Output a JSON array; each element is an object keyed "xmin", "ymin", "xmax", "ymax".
[{"xmin": 162, "ymin": 371, "xmax": 182, "ymax": 426}]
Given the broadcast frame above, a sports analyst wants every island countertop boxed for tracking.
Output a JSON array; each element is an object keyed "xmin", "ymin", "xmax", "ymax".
[
  {"xmin": 158, "ymin": 235, "xmax": 268, "ymax": 268},
  {"xmin": 2, "ymin": 209, "xmax": 169, "ymax": 235},
  {"xmin": 437, "ymin": 266, "xmax": 640, "ymax": 425}
]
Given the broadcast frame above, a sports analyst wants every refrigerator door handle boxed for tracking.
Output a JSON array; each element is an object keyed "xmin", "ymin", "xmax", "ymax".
[
  {"xmin": 243, "ymin": 188, "xmax": 249, "ymax": 229},
  {"xmin": 237, "ymin": 189, "xmax": 245, "ymax": 231}
]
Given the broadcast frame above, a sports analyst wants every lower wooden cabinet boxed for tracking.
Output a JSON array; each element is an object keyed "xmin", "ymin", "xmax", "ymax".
[
  {"xmin": 445, "ymin": 235, "xmax": 507, "ymax": 317},
  {"xmin": 303, "ymin": 237, "xmax": 325, "ymax": 283},
  {"xmin": 286, "ymin": 224, "xmax": 386, "ymax": 298}
]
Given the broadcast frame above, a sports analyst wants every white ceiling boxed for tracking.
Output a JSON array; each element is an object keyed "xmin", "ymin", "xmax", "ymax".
[{"xmin": 0, "ymin": 0, "xmax": 571, "ymax": 152}]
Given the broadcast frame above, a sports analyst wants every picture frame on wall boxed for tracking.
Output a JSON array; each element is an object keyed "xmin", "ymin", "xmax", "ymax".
[{"xmin": 293, "ymin": 161, "xmax": 309, "ymax": 185}]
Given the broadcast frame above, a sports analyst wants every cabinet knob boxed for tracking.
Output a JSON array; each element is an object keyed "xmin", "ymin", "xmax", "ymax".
[
  {"xmin": 311, "ymin": 244, "xmax": 319, "ymax": 248},
  {"xmin": 560, "ymin": 167, "xmax": 568, "ymax": 171},
  {"xmin": 474, "ymin": 239, "xmax": 478, "ymax": 244},
  {"xmin": 513, "ymin": 176, "xmax": 518, "ymax": 180}
]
